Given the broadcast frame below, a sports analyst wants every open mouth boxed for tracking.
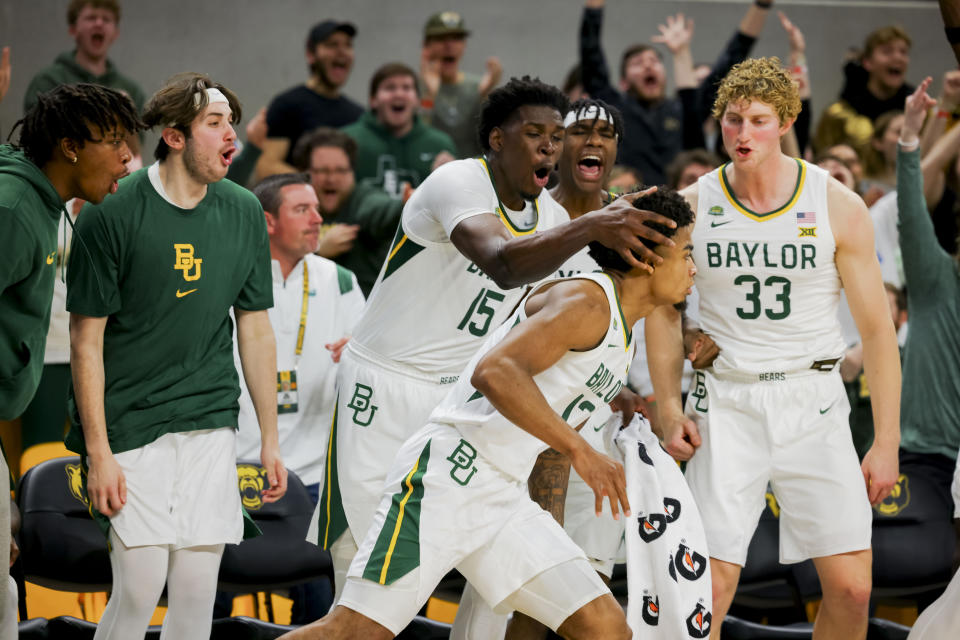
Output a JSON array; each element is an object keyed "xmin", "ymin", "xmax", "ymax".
[
  {"xmin": 735, "ymin": 145, "xmax": 752, "ymax": 159},
  {"xmin": 91, "ymin": 33, "xmax": 105, "ymax": 46},
  {"xmin": 533, "ymin": 166, "xmax": 551, "ymax": 189},
  {"xmin": 390, "ymin": 104, "xmax": 407, "ymax": 115},
  {"xmin": 221, "ymin": 147, "xmax": 236, "ymax": 166},
  {"xmin": 110, "ymin": 169, "xmax": 129, "ymax": 194},
  {"xmin": 577, "ymin": 155, "xmax": 603, "ymax": 180},
  {"xmin": 885, "ymin": 67, "xmax": 905, "ymax": 80}
]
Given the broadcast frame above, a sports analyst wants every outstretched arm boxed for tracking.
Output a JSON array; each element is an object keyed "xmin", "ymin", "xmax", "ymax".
[
  {"xmin": 451, "ymin": 191, "xmax": 675, "ymax": 288},
  {"xmin": 580, "ymin": 0, "xmax": 620, "ymax": 103}
]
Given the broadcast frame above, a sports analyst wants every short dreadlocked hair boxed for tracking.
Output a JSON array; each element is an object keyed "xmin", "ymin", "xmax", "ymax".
[
  {"xmin": 587, "ymin": 188, "xmax": 694, "ymax": 272},
  {"xmin": 10, "ymin": 83, "xmax": 143, "ymax": 167},
  {"xmin": 477, "ymin": 76, "xmax": 569, "ymax": 152},
  {"xmin": 565, "ymin": 98, "xmax": 625, "ymax": 140},
  {"xmin": 142, "ymin": 72, "xmax": 243, "ymax": 161}
]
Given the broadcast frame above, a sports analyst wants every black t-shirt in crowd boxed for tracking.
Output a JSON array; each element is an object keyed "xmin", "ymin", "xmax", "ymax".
[{"xmin": 265, "ymin": 85, "xmax": 364, "ymax": 164}]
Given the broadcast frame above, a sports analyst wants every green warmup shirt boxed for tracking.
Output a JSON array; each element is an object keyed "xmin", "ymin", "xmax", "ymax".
[
  {"xmin": 342, "ymin": 111, "xmax": 457, "ymax": 200},
  {"xmin": 65, "ymin": 167, "xmax": 273, "ymax": 456},
  {"xmin": 24, "ymin": 51, "xmax": 146, "ymax": 113},
  {"xmin": 325, "ymin": 182, "xmax": 404, "ymax": 296},
  {"xmin": 897, "ymin": 147, "xmax": 960, "ymax": 460},
  {"xmin": 0, "ymin": 145, "xmax": 63, "ymax": 420}
]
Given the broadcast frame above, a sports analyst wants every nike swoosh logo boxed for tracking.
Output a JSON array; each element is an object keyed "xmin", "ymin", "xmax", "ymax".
[
  {"xmin": 819, "ymin": 403, "xmax": 834, "ymax": 414},
  {"xmin": 46, "ymin": 252, "xmax": 56, "ymax": 264},
  {"xmin": 593, "ymin": 423, "xmax": 605, "ymax": 432},
  {"xmin": 710, "ymin": 220, "xmax": 732, "ymax": 228},
  {"xmin": 176, "ymin": 288, "xmax": 198, "ymax": 298},
  {"xmin": 607, "ymin": 343, "xmax": 619, "ymax": 349}
]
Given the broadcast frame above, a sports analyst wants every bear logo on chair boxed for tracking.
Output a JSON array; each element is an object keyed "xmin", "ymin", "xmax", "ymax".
[
  {"xmin": 237, "ymin": 464, "xmax": 270, "ymax": 511},
  {"xmin": 64, "ymin": 463, "xmax": 89, "ymax": 506}
]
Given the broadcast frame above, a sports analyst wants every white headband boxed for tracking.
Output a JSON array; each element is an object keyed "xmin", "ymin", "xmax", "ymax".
[
  {"xmin": 194, "ymin": 87, "xmax": 229, "ymax": 107},
  {"xmin": 563, "ymin": 104, "xmax": 615, "ymax": 128}
]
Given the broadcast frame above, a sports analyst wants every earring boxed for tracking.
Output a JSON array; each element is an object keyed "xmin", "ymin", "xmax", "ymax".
[{"xmin": 70, "ymin": 156, "xmax": 78, "ymax": 164}]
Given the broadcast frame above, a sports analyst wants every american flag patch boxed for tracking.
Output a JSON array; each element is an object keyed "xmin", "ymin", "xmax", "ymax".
[{"xmin": 796, "ymin": 211, "xmax": 816, "ymax": 224}]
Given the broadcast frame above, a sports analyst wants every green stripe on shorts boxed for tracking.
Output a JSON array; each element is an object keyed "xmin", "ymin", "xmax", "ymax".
[
  {"xmin": 317, "ymin": 401, "xmax": 348, "ymax": 549},
  {"xmin": 362, "ymin": 439, "xmax": 432, "ymax": 585}
]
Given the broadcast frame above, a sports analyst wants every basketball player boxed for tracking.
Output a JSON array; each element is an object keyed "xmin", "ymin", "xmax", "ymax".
[
  {"xmin": 313, "ymin": 77, "xmax": 678, "ymax": 603},
  {"xmin": 67, "ymin": 72, "xmax": 286, "ymax": 640},
  {"xmin": 646, "ymin": 57, "xmax": 901, "ymax": 638},
  {"xmin": 282, "ymin": 188, "xmax": 696, "ymax": 640}
]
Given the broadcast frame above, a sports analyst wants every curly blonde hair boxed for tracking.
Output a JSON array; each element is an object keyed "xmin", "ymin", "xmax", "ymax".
[{"xmin": 712, "ymin": 57, "xmax": 801, "ymax": 125}]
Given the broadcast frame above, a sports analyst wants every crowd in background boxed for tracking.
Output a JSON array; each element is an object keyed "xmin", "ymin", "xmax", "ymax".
[{"xmin": 2, "ymin": 0, "xmax": 960, "ymax": 631}]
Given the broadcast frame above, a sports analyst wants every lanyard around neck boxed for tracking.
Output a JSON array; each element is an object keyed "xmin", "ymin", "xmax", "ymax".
[{"xmin": 294, "ymin": 261, "xmax": 309, "ymax": 361}]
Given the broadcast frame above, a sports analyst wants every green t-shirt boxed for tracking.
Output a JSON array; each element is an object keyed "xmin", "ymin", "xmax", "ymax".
[{"xmin": 65, "ymin": 168, "xmax": 273, "ymax": 455}]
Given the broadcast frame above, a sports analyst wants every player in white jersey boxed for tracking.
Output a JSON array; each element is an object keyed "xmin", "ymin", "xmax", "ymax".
[
  {"xmin": 646, "ymin": 58, "xmax": 901, "ymax": 639},
  {"xmin": 313, "ymin": 77, "xmax": 681, "ymax": 601},
  {"xmin": 280, "ymin": 188, "xmax": 697, "ymax": 640},
  {"xmin": 495, "ymin": 98, "xmax": 640, "ymax": 639}
]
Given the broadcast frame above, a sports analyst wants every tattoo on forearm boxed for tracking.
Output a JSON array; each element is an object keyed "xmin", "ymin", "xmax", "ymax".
[{"xmin": 527, "ymin": 448, "xmax": 571, "ymax": 525}]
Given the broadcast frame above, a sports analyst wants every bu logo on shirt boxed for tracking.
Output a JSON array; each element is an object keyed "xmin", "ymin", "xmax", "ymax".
[
  {"xmin": 173, "ymin": 243, "xmax": 202, "ymax": 281},
  {"xmin": 641, "ymin": 593, "xmax": 659, "ymax": 626},
  {"xmin": 686, "ymin": 602, "xmax": 712, "ymax": 638},
  {"xmin": 347, "ymin": 383, "xmax": 378, "ymax": 426},
  {"xmin": 446, "ymin": 438, "xmax": 478, "ymax": 486}
]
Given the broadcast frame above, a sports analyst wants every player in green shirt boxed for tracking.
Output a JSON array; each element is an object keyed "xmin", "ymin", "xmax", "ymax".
[
  {"xmin": 67, "ymin": 72, "xmax": 286, "ymax": 640},
  {"xmin": 1, "ymin": 81, "xmax": 141, "ymax": 639}
]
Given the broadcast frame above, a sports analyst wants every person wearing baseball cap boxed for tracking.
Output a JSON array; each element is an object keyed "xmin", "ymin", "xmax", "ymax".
[
  {"xmin": 255, "ymin": 19, "xmax": 363, "ymax": 180},
  {"xmin": 420, "ymin": 11, "xmax": 502, "ymax": 158}
]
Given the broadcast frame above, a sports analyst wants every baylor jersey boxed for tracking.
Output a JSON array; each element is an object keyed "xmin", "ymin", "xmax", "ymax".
[
  {"xmin": 693, "ymin": 160, "xmax": 845, "ymax": 375},
  {"xmin": 430, "ymin": 272, "xmax": 635, "ymax": 483},
  {"xmin": 351, "ymin": 158, "xmax": 567, "ymax": 379}
]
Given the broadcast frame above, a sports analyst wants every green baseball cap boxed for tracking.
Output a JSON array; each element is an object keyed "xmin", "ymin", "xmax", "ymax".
[{"xmin": 424, "ymin": 11, "xmax": 470, "ymax": 38}]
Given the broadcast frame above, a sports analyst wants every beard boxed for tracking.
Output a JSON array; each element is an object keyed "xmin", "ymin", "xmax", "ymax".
[
  {"xmin": 311, "ymin": 61, "xmax": 339, "ymax": 90},
  {"xmin": 183, "ymin": 139, "xmax": 224, "ymax": 185}
]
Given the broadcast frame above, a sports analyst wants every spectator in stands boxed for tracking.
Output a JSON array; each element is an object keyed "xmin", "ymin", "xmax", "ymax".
[
  {"xmin": 665, "ymin": 148, "xmax": 720, "ymax": 191},
  {"xmin": 235, "ymin": 173, "xmax": 365, "ymax": 623},
  {"xmin": 816, "ymin": 152, "xmax": 857, "ymax": 191},
  {"xmin": 419, "ymin": 11, "xmax": 502, "ymax": 159},
  {"xmin": 342, "ymin": 63, "xmax": 457, "ymax": 200},
  {"xmin": 606, "ymin": 165, "xmax": 641, "ymax": 194},
  {"xmin": 292, "ymin": 128, "xmax": 403, "ymax": 297},
  {"xmin": 24, "ymin": 1, "xmax": 144, "ymax": 114},
  {"xmin": 894, "ymin": 76, "xmax": 960, "ymax": 596},
  {"xmin": 860, "ymin": 110, "xmax": 905, "ymax": 204},
  {"xmin": 24, "ymin": 0, "xmax": 144, "ymax": 159},
  {"xmin": 814, "ymin": 25, "xmax": 914, "ymax": 153},
  {"xmin": 579, "ymin": 0, "xmax": 773, "ymax": 185},
  {"xmin": 562, "ymin": 64, "xmax": 586, "ymax": 102},
  {"xmin": 256, "ymin": 20, "xmax": 363, "ymax": 180}
]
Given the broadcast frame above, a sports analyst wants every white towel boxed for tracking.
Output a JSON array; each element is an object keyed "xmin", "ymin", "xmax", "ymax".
[{"xmin": 615, "ymin": 415, "xmax": 713, "ymax": 638}]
